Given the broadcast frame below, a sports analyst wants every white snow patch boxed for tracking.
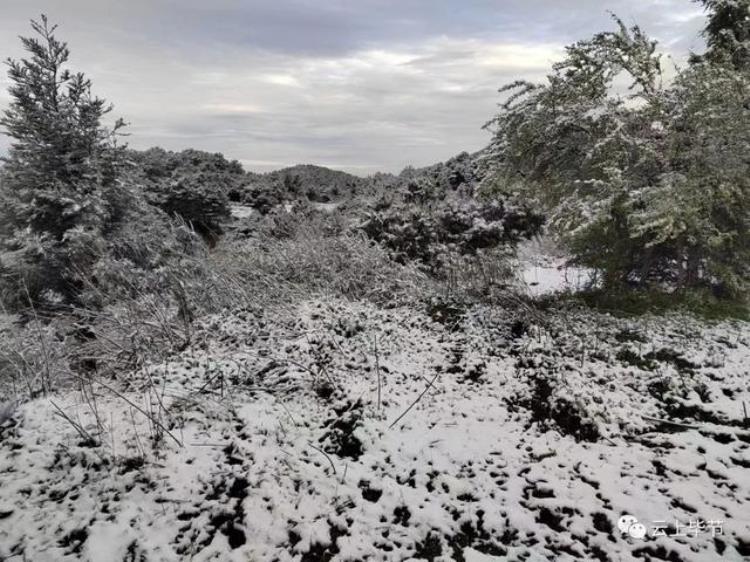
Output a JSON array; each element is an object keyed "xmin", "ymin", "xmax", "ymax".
[{"xmin": 230, "ymin": 205, "xmax": 255, "ymax": 219}]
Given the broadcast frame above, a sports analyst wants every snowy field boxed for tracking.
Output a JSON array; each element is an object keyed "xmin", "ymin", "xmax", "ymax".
[{"xmin": 1, "ymin": 295, "xmax": 749, "ymax": 561}]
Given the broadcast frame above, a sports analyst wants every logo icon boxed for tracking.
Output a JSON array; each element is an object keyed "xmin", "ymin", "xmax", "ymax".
[{"xmin": 618, "ymin": 515, "xmax": 647, "ymax": 539}]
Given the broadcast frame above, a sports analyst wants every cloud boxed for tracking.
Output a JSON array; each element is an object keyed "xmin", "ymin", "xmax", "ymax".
[
  {"xmin": 203, "ymin": 104, "xmax": 265, "ymax": 115},
  {"xmin": 0, "ymin": 0, "xmax": 707, "ymax": 174}
]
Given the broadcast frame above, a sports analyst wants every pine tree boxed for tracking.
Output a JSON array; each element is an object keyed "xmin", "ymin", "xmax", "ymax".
[
  {"xmin": 0, "ymin": 15, "xmax": 125, "ymax": 306},
  {"xmin": 694, "ymin": 0, "xmax": 750, "ymax": 70}
]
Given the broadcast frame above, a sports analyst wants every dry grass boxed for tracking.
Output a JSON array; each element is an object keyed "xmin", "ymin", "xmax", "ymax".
[
  {"xmin": 213, "ymin": 228, "xmax": 431, "ymax": 307},
  {"xmin": 0, "ymin": 317, "xmax": 71, "ymax": 400},
  {"xmin": 1, "ymin": 220, "xmax": 431, "ymax": 399},
  {"xmin": 440, "ymin": 248, "xmax": 516, "ymax": 302}
]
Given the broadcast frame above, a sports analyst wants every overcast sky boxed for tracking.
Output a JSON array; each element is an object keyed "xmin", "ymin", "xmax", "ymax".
[{"xmin": 0, "ymin": 1, "xmax": 707, "ymax": 175}]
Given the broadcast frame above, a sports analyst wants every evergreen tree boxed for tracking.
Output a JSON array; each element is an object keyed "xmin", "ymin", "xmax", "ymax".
[
  {"xmin": 0, "ymin": 15, "xmax": 125, "ymax": 306},
  {"xmin": 693, "ymin": 0, "xmax": 750, "ymax": 70}
]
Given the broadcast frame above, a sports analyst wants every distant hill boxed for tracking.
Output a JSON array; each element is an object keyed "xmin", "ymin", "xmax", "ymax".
[
  {"xmin": 126, "ymin": 147, "xmax": 488, "ymax": 216},
  {"xmin": 397, "ymin": 150, "xmax": 484, "ymax": 201},
  {"xmin": 252, "ymin": 151, "xmax": 487, "ymax": 207},
  {"xmin": 264, "ymin": 164, "xmax": 373, "ymax": 202},
  {"xmin": 236, "ymin": 162, "xmax": 418, "ymax": 213}
]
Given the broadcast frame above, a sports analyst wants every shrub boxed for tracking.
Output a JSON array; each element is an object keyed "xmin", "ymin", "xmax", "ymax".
[
  {"xmin": 128, "ymin": 148, "xmax": 238, "ymax": 243},
  {"xmin": 399, "ymin": 152, "xmax": 480, "ymax": 199},
  {"xmin": 359, "ymin": 200, "xmax": 543, "ymax": 272},
  {"xmin": 0, "ymin": 316, "xmax": 72, "ymax": 400},
  {"xmin": 216, "ymin": 231, "xmax": 430, "ymax": 307}
]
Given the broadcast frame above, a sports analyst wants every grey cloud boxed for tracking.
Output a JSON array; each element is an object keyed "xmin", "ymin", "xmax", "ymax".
[{"xmin": 0, "ymin": 1, "xmax": 708, "ymax": 174}]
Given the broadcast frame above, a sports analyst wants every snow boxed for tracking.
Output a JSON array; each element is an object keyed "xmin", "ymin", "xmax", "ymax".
[
  {"xmin": 516, "ymin": 238, "xmax": 596, "ymax": 296},
  {"xmin": 520, "ymin": 260, "xmax": 594, "ymax": 296},
  {"xmin": 313, "ymin": 202, "xmax": 340, "ymax": 213},
  {"xmin": 230, "ymin": 205, "xmax": 255, "ymax": 219},
  {"xmin": 1, "ymin": 298, "xmax": 749, "ymax": 560}
]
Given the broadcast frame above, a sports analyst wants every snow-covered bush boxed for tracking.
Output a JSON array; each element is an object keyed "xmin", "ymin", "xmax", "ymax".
[
  {"xmin": 129, "ymin": 148, "xmax": 238, "ymax": 244},
  {"xmin": 257, "ymin": 202, "xmax": 349, "ymax": 240},
  {"xmin": 399, "ymin": 151, "xmax": 481, "ymax": 201},
  {"xmin": 0, "ymin": 318, "xmax": 72, "ymax": 400},
  {"xmin": 359, "ymin": 200, "xmax": 543, "ymax": 276},
  {"xmin": 224, "ymin": 232, "xmax": 429, "ymax": 306}
]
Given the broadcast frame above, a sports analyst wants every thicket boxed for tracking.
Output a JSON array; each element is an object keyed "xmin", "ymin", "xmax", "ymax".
[
  {"xmin": 360, "ymin": 200, "xmax": 542, "ymax": 272},
  {"xmin": 128, "ymin": 147, "xmax": 239, "ymax": 243}
]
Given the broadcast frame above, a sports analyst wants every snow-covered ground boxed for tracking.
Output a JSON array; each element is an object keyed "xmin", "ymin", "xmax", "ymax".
[
  {"xmin": 519, "ymin": 260, "xmax": 594, "ymax": 296},
  {"xmin": 516, "ymin": 238, "xmax": 596, "ymax": 296},
  {"xmin": 1, "ymin": 297, "xmax": 749, "ymax": 561},
  {"xmin": 230, "ymin": 205, "xmax": 255, "ymax": 219}
]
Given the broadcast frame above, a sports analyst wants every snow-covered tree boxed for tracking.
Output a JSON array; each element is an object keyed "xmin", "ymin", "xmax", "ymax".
[
  {"xmin": 635, "ymin": 62, "xmax": 750, "ymax": 293},
  {"xmin": 483, "ymin": 16, "xmax": 667, "ymax": 288},
  {"xmin": 483, "ymin": 11, "xmax": 750, "ymax": 295},
  {"xmin": 0, "ymin": 16, "xmax": 125, "ymax": 306},
  {"xmin": 693, "ymin": 0, "xmax": 750, "ymax": 70}
]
